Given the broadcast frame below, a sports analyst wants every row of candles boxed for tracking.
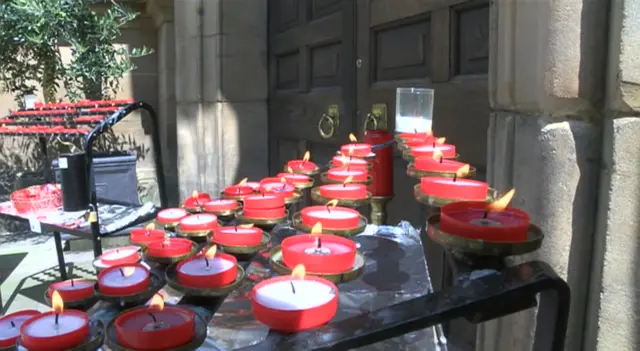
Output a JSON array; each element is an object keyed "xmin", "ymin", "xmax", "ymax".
[{"xmin": 0, "ymin": 136, "xmax": 375, "ymax": 349}]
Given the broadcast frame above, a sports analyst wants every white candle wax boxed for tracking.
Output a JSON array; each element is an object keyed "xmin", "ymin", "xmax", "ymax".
[
  {"xmin": 159, "ymin": 208, "xmax": 187, "ymax": 220},
  {"xmin": 100, "ymin": 247, "xmax": 138, "ymax": 261},
  {"xmin": 255, "ymin": 280, "xmax": 335, "ymax": 310},
  {"xmin": 308, "ymin": 210, "xmax": 358, "ymax": 220},
  {"xmin": 22, "ymin": 314, "xmax": 86, "ymax": 337},
  {"xmin": 55, "ymin": 280, "xmax": 94, "ymax": 290},
  {"xmin": 0, "ymin": 316, "xmax": 33, "ymax": 339},
  {"xmin": 100, "ymin": 266, "xmax": 147, "ymax": 287},
  {"xmin": 395, "ymin": 115, "xmax": 431, "ymax": 133},
  {"xmin": 181, "ymin": 214, "xmax": 216, "ymax": 226},
  {"xmin": 179, "ymin": 257, "xmax": 234, "ymax": 276}
]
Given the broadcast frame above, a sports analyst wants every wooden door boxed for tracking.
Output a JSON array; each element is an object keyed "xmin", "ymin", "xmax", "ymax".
[
  {"xmin": 356, "ymin": 1, "xmax": 490, "ymax": 350},
  {"xmin": 268, "ymin": 0, "xmax": 357, "ymax": 174}
]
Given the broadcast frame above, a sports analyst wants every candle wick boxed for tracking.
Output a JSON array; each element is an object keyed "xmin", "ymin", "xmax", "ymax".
[
  {"xmin": 119, "ymin": 268, "xmax": 125, "ymax": 277},
  {"xmin": 343, "ymin": 182, "xmax": 346, "ymax": 188},
  {"xmin": 432, "ymin": 142, "xmax": 436, "ymax": 148},
  {"xmin": 483, "ymin": 211, "xmax": 489, "ymax": 219},
  {"xmin": 316, "ymin": 237, "xmax": 322, "ymax": 249},
  {"xmin": 452, "ymin": 173, "xmax": 457, "ymax": 182},
  {"xmin": 290, "ymin": 281, "xmax": 296, "ymax": 294},
  {"xmin": 204, "ymin": 256, "xmax": 210, "ymax": 267},
  {"xmin": 326, "ymin": 206, "xmax": 331, "ymax": 214},
  {"xmin": 281, "ymin": 183, "xmax": 286, "ymax": 190},
  {"xmin": 116, "ymin": 249, "xmax": 119, "ymax": 254},
  {"xmin": 235, "ymin": 225, "xmax": 238, "ymax": 232},
  {"xmin": 54, "ymin": 313, "xmax": 59, "ymax": 325},
  {"xmin": 439, "ymin": 157, "xmax": 443, "ymax": 163},
  {"xmin": 10, "ymin": 321, "xmax": 15, "ymax": 328},
  {"xmin": 148, "ymin": 312, "xmax": 157, "ymax": 324},
  {"xmin": 162, "ymin": 242, "xmax": 165, "ymax": 248},
  {"xmin": 414, "ymin": 128, "xmax": 418, "ymax": 134},
  {"xmin": 71, "ymin": 279, "xmax": 74, "ymax": 287}
]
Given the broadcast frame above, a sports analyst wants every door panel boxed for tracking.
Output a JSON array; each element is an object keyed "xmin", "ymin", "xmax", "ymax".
[
  {"xmin": 268, "ymin": 0, "xmax": 356, "ymax": 175},
  {"xmin": 357, "ymin": 1, "xmax": 489, "ymax": 350}
]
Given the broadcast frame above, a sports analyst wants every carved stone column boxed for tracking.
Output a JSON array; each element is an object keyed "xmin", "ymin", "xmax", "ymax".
[{"xmin": 479, "ymin": 0, "xmax": 608, "ymax": 350}]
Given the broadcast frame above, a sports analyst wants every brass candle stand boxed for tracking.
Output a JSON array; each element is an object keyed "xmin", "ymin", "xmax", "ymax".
[
  {"xmin": 369, "ymin": 196, "xmax": 393, "ymax": 225},
  {"xmin": 202, "ymin": 206, "xmax": 241, "ymax": 223},
  {"xmin": 402, "ymin": 150, "xmax": 460, "ymax": 163},
  {"xmin": 104, "ymin": 307, "xmax": 208, "ymax": 351},
  {"xmin": 207, "ymin": 231, "xmax": 271, "ymax": 256},
  {"xmin": 413, "ymin": 184, "xmax": 499, "ymax": 207},
  {"xmin": 309, "ymin": 186, "xmax": 372, "ymax": 208},
  {"xmin": 164, "ymin": 262, "xmax": 245, "ymax": 297},
  {"xmin": 175, "ymin": 228, "xmax": 213, "ymax": 242},
  {"xmin": 219, "ymin": 191, "xmax": 251, "ymax": 202},
  {"xmin": 406, "ymin": 164, "xmax": 477, "ymax": 180},
  {"xmin": 268, "ymin": 246, "xmax": 366, "ymax": 284},
  {"xmin": 290, "ymin": 211, "xmax": 368, "ymax": 237},
  {"xmin": 17, "ymin": 320, "xmax": 105, "ymax": 351},
  {"xmin": 282, "ymin": 164, "xmax": 321, "ymax": 177},
  {"xmin": 235, "ymin": 210, "xmax": 288, "ymax": 231}
]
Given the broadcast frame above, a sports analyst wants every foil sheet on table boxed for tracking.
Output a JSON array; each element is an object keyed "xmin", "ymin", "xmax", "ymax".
[{"xmin": 203, "ymin": 221, "xmax": 446, "ymax": 351}]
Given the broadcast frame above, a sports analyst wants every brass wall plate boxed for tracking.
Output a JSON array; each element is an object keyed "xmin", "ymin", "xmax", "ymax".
[{"xmin": 371, "ymin": 103, "xmax": 388, "ymax": 130}]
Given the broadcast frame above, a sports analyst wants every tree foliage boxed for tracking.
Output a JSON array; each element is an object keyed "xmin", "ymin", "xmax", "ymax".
[{"xmin": 0, "ymin": 0, "xmax": 152, "ymax": 104}]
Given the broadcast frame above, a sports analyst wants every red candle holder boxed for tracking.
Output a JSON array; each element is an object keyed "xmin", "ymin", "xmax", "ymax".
[
  {"xmin": 212, "ymin": 225, "xmax": 263, "ymax": 246},
  {"xmin": 281, "ymin": 235, "xmax": 356, "ymax": 274},
  {"xmin": 414, "ymin": 156, "xmax": 468, "ymax": 173},
  {"xmin": 300, "ymin": 205, "xmax": 360, "ymax": 230},
  {"xmin": 410, "ymin": 143, "xmax": 456, "ymax": 159},
  {"xmin": 223, "ymin": 184, "xmax": 254, "ymax": 197},
  {"xmin": 156, "ymin": 208, "xmax": 189, "ymax": 227},
  {"xmin": 331, "ymin": 155, "xmax": 368, "ymax": 169},
  {"xmin": 97, "ymin": 264, "xmax": 150, "ymax": 296},
  {"xmin": 260, "ymin": 181, "xmax": 296, "ymax": 199},
  {"xmin": 242, "ymin": 193, "xmax": 286, "ymax": 218},
  {"xmin": 146, "ymin": 238, "xmax": 194, "ymax": 258},
  {"xmin": 176, "ymin": 251, "xmax": 238, "ymax": 288},
  {"xmin": 203, "ymin": 199, "xmax": 239, "ymax": 213},
  {"xmin": 419, "ymin": 176, "xmax": 488, "ymax": 201},
  {"xmin": 318, "ymin": 184, "xmax": 367, "ymax": 200},
  {"xmin": 245, "ymin": 181, "xmax": 261, "ymax": 191},
  {"xmin": 326, "ymin": 167, "xmax": 367, "ymax": 182},
  {"xmin": 48, "ymin": 279, "xmax": 95, "ymax": 302},
  {"xmin": 98, "ymin": 246, "xmax": 140, "ymax": 266},
  {"xmin": 179, "ymin": 213, "xmax": 218, "ymax": 232},
  {"xmin": 251, "ymin": 275, "xmax": 338, "ymax": 332},
  {"xmin": 114, "ymin": 304, "xmax": 195, "ymax": 350},
  {"xmin": 276, "ymin": 172, "xmax": 312, "ymax": 186},
  {"xmin": 0, "ymin": 310, "xmax": 40, "ymax": 348},
  {"xmin": 397, "ymin": 131, "xmax": 432, "ymax": 142},
  {"xmin": 340, "ymin": 143, "xmax": 371, "ymax": 157},
  {"xmin": 440, "ymin": 201, "xmax": 530, "ymax": 242},
  {"xmin": 287, "ymin": 151, "xmax": 317, "ymax": 173},
  {"xmin": 182, "ymin": 192, "xmax": 211, "ymax": 210},
  {"xmin": 20, "ymin": 310, "xmax": 89, "ymax": 351},
  {"xmin": 404, "ymin": 136, "xmax": 436, "ymax": 148},
  {"xmin": 130, "ymin": 227, "xmax": 166, "ymax": 246}
]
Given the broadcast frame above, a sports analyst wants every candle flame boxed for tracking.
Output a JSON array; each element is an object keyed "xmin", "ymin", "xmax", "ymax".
[
  {"xmin": 264, "ymin": 185, "xmax": 273, "ymax": 193},
  {"xmin": 291, "ymin": 264, "xmax": 306, "ymax": 279},
  {"xmin": 326, "ymin": 199, "xmax": 339, "ymax": 209},
  {"xmin": 148, "ymin": 294, "xmax": 165, "ymax": 311},
  {"xmin": 121, "ymin": 266, "xmax": 136, "ymax": 278},
  {"xmin": 239, "ymin": 223, "xmax": 255, "ymax": 229},
  {"xmin": 191, "ymin": 190, "xmax": 199, "ymax": 199},
  {"xmin": 343, "ymin": 175, "xmax": 354, "ymax": 184},
  {"xmin": 435, "ymin": 137, "xmax": 446, "ymax": 145},
  {"xmin": 280, "ymin": 177, "xmax": 287, "ymax": 184},
  {"xmin": 145, "ymin": 222, "xmax": 155, "ymax": 230},
  {"xmin": 348, "ymin": 133, "xmax": 358, "ymax": 143},
  {"xmin": 432, "ymin": 149, "xmax": 444, "ymax": 161},
  {"xmin": 163, "ymin": 238, "xmax": 171, "ymax": 246},
  {"xmin": 237, "ymin": 178, "xmax": 248, "ymax": 186},
  {"xmin": 286, "ymin": 166, "xmax": 294, "ymax": 173},
  {"xmin": 302, "ymin": 151, "xmax": 310, "ymax": 162},
  {"xmin": 455, "ymin": 164, "xmax": 470, "ymax": 178},
  {"xmin": 51, "ymin": 290, "xmax": 64, "ymax": 314},
  {"xmin": 310, "ymin": 222, "xmax": 322, "ymax": 237},
  {"xmin": 426, "ymin": 128, "xmax": 433, "ymax": 136},
  {"xmin": 487, "ymin": 189, "xmax": 516, "ymax": 212},
  {"xmin": 204, "ymin": 245, "xmax": 217, "ymax": 259}
]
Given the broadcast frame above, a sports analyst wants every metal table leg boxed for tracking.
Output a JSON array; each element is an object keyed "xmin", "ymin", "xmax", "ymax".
[{"xmin": 53, "ymin": 231, "xmax": 68, "ymax": 280}]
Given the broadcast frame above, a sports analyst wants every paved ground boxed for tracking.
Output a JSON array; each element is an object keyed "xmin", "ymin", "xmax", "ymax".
[{"xmin": 0, "ymin": 224, "xmax": 97, "ymax": 314}]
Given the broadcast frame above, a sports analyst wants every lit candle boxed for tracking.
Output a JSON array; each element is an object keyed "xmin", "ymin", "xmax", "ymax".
[
  {"xmin": 260, "ymin": 177, "xmax": 296, "ymax": 199},
  {"xmin": 242, "ymin": 189, "xmax": 285, "ymax": 219},
  {"xmin": 114, "ymin": 294, "xmax": 196, "ymax": 350},
  {"xmin": 182, "ymin": 190, "xmax": 211, "ymax": 210},
  {"xmin": 300, "ymin": 200, "xmax": 360, "ymax": 229},
  {"xmin": 413, "ymin": 148, "xmax": 469, "ymax": 173},
  {"xmin": 277, "ymin": 168, "xmax": 312, "ymax": 186},
  {"xmin": 146, "ymin": 238, "xmax": 193, "ymax": 258},
  {"xmin": 251, "ymin": 265, "xmax": 338, "ymax": 332},
  {"xmin": 281, "ymin": 223, "xmax": 357, "ymax": 274},
  {"xmin": 287, "ymin": 151, "xmax": 318, "ymax": 172},
  {"xmin": 156, "ymin": 208, "xmax": 189, "ymax": 227},
  {"xmin": 203, "ymin": 199, "xmax": 239, "ymax": 213},
  {"xmin": 326, "ymin": 167, "xmax": 367, "ymax": 183},
  {"xmin": 212, "ymin": 223, "xmax": 263, "ymax": 246},
  {"xmin": 318, "ymin": 176, "xmax": 368, "ymax": 200},
  {"xmin": 19, "ymin": 291, "xmax": 89, "ymax": 351},
  {"xmin": 47, "ymin": 279, "xmax": 95, "ymax": 302},
  {"xmin": 0, "ymin": 310, "xmax": 40, "ymax": 348},
  {"xmin": 98, "ymin": 246, "xmax": 140, "ymax": 266},
  {"xmin": 419, "ymin": 165, "xmax": 488, "ymax": 201},
  {"xmin": 130, "ymin": 223, "xmax": 166, "ymax": 246},
  {"xmin": 177, "ymin": 246, "xmax": 238, "ymax": 288},
  {"xmin": 408, "ymin": 137, "xmax": 456, "ymax": 159},
  {"xmin": 440, "ymin": 189, "xmax": 530, "ymax": 242},
  {"xmin": 179, "ymin": 213, "xmax": 218, "ymax": 232},
  {"xmin": 340, "ymin": 133, "xmax": 372, "ymax": 157},
  {"xmin": 223, "ymin": 178, "xmax": 254, "ymax": 196},
  {"xmin": 97, "ymin": 264, "xmax": 150, "ymax": 296},
  {"xmin": 331, "ymin": 155, "xmax": 368, "ymax": 169}
]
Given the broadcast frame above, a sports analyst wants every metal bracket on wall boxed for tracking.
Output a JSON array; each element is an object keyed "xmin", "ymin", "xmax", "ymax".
[
  {"xmin": 365, "ymin": 103, "xmax": 388, "ymax": 131},
  {"xmin": 318, "ymin": 104, "xmax": 340, "ymax": 139}
]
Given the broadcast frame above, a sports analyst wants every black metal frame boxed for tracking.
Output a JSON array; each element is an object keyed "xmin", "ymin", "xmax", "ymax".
[{"xmin": 236, "ymin": 260, "xmax": 570, "ymax": 351}]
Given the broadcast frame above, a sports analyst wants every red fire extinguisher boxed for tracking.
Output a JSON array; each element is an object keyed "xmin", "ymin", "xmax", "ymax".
[{"xmin": 363, "ymin": 117, "xmax": 394, "ymax": 224}]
